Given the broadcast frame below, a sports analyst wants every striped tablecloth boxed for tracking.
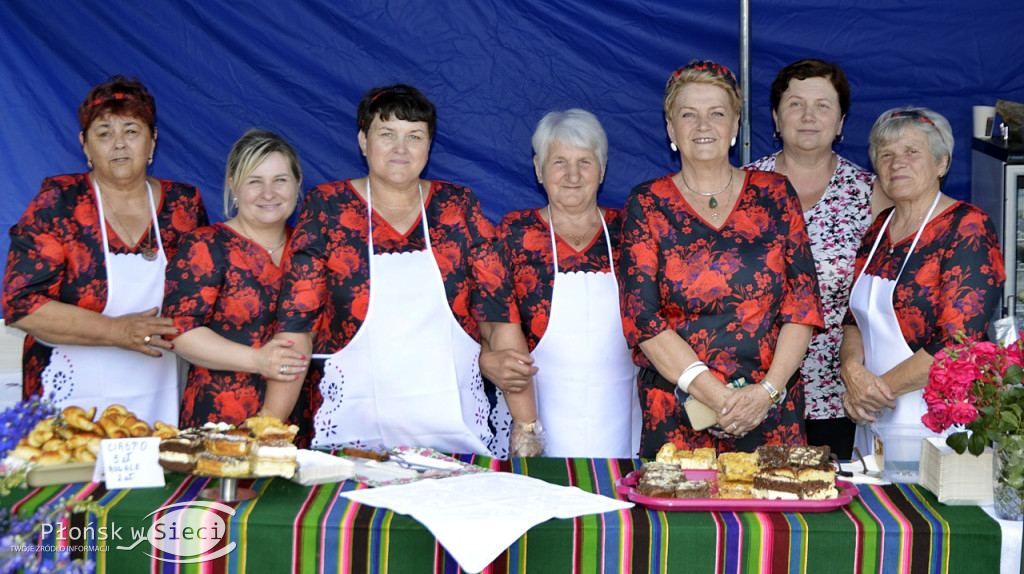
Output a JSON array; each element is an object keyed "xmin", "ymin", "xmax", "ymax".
[{"xmin": 0, "ymin": 456, "xmax": 1002, "ymax": 573}]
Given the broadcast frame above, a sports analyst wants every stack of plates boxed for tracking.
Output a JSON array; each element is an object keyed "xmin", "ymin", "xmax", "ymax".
[{"xmin": 919, "ymin": 437, "xmax": 993, "ymax": 505}]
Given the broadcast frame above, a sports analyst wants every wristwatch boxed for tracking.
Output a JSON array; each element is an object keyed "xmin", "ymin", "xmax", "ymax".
[
  {"xmin": 759, "ymin": 380, "xmax": 782, "ymax": 404},
  {"xmin": 520, "ymin": 420, "xmax": 543, "ymax": 435}
]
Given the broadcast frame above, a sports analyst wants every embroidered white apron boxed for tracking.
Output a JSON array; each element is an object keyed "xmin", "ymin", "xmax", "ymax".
[
  {"xmin": 40, "ymin": 180, "xmax": 179, "ymax": 426},
  {"xmin": 311, "ymin": 182, "xmax": 494, "ymax": 455},
  {"xmin": 851, "ymin": 194, "xmax": 941, "ymax": 454},
  {"xmin": 528, "ymin": 207, "xmax": 641, "ymax": 458}
]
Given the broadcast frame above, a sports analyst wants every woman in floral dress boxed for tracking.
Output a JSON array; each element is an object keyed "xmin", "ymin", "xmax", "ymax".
[
  {"xmin": 270, "ymin": 85, "xmax": 511, "ymax": 455},
  {"xmin": 3, "ymin": 75, "xmax": 208, "ymax": 426},
  {"xmin": 839, "ymin": 107, "xmax": 1004, "ymax": 454},
  {"xmin": 619, "ymin": 60, "xmax": 824, "ymax": 456},
  {"xmin": 163, "ymin": 129, "xmax": 306, "ymax": 427}
]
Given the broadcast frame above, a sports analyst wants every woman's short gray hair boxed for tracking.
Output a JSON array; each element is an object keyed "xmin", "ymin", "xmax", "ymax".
[
  {"xmin": 869, "ymin": 106, "xmax": 954, "ymax": 179},
  {"xmin": 532, "ymin": 109, "xmax": 608, "ymax": 172}
]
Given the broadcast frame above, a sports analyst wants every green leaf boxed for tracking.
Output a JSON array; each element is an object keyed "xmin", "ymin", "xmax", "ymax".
[
  {"xmin": 1004, "ymin": 364, "xmax": 1024, "ymax": 386},
  {"xmin": 968, "ymin": 431, "xmax": 989, "ymax": 456},
  {"xmin": 947, "ymin": 432, "xmax": 969, "ymax": 454},
  {"xmin": 1004, "ymin": 411, "xmax": 1020, "ymax": 427}
]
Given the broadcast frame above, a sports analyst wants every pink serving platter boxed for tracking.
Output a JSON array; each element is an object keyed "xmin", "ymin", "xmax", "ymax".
[{"xmin": 615, "ymin": 469, "xmax": 858, "ymax": 513}]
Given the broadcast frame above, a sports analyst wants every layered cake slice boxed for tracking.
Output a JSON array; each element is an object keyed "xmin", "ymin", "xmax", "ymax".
[
  {"xmin": 158, "ymin": 428, "xmax": 203, "ymax": 473},
  {"xmin": 751, "ymin": 444, "xmax": 839, "ymax": 500},
  {"xmin": 244, "ymin": 415, "xmax": 299, "ymax": 478},
  {"xmin": 196, "ymin": 453, "xmax": 251, "ymax": 477}
]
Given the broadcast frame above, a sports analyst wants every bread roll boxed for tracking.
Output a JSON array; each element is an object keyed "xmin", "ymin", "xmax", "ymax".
[
  {"xmin": 34, "ymin": 448, "xmax": 71, "ymax": 466},
  {"xmin": 27, "ymin": 429, "xmax": 54, "ymax": 448},
  {"xmin": 10, "ymin": 444, "xmax": 42, "ymax": 461},
  {"xmin": 71, "ymin": 446, "xmax": 96, "ymax": 463},
  {"xmin": 63, "ymin": 406, "xmax": 96, "ymax": 432}
]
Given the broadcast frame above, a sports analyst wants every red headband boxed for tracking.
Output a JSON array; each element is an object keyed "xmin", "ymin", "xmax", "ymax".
[
  {"xmin": 88, "ymin": 92, "xmax": 153, "ymax": 116},
  {"xmin": 889, "ymin": 110, "xmax": 945, "ymax": 143},
  {"xmin": 667, "ymin": 60, "xmax": 739, "ymax": 94}
]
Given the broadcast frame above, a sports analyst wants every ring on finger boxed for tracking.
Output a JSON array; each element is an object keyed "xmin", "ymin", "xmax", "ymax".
[
  {"xmin": 143, "ymin": 335, "xmax": 152, "ymax": 344},
  {"xmin": 730, "ymin": 422, "xmax": 738, "ymax": 431},
  {"xmin": 280, "ymin": 365, "xmax": 288, "ymax": 375}
]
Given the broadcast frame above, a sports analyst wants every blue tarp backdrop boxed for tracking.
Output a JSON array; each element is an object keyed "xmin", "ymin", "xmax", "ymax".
[{"xmin": 3, "ymin": 1, "xmax": 1024, "ymax": 306}]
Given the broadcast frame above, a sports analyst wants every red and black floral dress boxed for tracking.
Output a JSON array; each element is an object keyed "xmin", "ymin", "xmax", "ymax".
[
  {"xmin": 276, "ymin": 179, "xmax": 509, "ymax": 446},
  {"xmin": 3, "ymin": 174, "xmax": 208, "ymax": 399},
  {"xmin": 488, "ymin": 208, "xmax": 624, "ymax": 349},
  {"xmin": 162, "ymin": 223, "xmax": 291, "ymax": 427},
  {"xmin": 843, "ymin": 201, "xmax": 1005, "ymax": 354},
  {"xmin": 618, "ymin": 170, "xmax": 824, "ymax": 456}
]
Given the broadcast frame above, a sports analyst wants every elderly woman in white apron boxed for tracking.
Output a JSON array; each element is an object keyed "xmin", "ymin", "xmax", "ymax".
[
  {"xmin": 481, "ymin": 109, "xmax": 641, "ymax": 458},
  {"xmin": 839, "ymin": 107, "xmax": 1004, "ymax": 455},
  {"xmin": 269, "ymin": 85, "xmax": 511, "ymax": 455},
  {"xmin": 2, "ymin": 76, "xmax": 208, "ymax": 426}
]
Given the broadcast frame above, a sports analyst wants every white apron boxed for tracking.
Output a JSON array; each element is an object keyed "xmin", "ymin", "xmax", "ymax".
[
  {"xmin": 531, "ymin": 208, "xmax": 641, "ymax": 458},
  {"xmin": 851, "ymin": 194, "xmax": 941, "ymax": 454},
  {"xmin": 311, "ymin": 182, "xmax": 495, "ymax": 455},
  {"xmin": 40, "ymin": 180, "xmax": 179, "ymax": 426}
]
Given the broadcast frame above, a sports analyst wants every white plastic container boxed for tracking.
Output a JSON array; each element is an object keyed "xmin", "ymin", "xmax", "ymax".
[{"xmin": 872, "ymin": 423, "xmax": 936, "ymax": 483}]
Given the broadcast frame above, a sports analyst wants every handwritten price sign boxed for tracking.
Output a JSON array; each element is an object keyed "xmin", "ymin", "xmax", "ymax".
[{"xmin": 91, "ymin": 437, "xmax": 165, "ymax": 489}]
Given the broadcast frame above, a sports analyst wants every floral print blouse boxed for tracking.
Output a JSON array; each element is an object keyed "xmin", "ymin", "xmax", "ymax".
[
  {"xmin": 276, "ymin": 179, "xmax": 508, "ymax": 348},
  {"xmin": 745, "ymin": 152, "xmax": 875, "ymax": 420},
  {"xmin": 619, "ymin": 170, "xmax": 824, "ymax": 375},
  {"xmin": 844, "ymin": 201, "xmax": 1005, "ymax": 354},
  {"xmin": 489, "ymin": 207, "xmax": 623, "ymax": 350},
  {"xmin": 274, "ymin": 179, "xmax": 508, "ymax": 445},
  {"xmin": 3, "ymin": 173, "xmax": 208, "ymax": 398},
  {"xmin": 162, "ymin": 223, "xmax": 290, "ymax": 427},
  {"xmin": 619, "ymin": 170, "xmax": 823, "ymax": 453}
]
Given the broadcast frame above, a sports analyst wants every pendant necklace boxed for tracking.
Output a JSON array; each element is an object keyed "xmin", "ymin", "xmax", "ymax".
[
  {"xmin": 103, "ymin": 188, "xmax": 157, "ymax": 261},
  {"xmin": 680, "ymin": 169, "xmax": 734, "ymax": 209}
]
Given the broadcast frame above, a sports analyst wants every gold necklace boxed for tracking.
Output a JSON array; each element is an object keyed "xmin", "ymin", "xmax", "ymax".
[
  {"xmin": 235, "ymin": 221, "xmax": 286, "ymax": 255},
  {"xmin": 564, "ymin": 220, "xmax": 600, "ymax": 246},
  {"xmin": 680, "ymin": 169, "xmax": 734, "ymax": 209},
  {"xmin": 101, "ymin": 187, "xmax": 156, "ymax": 261},
  {"xmin": 550, "ymin": 208, "xmax": 601, "ymax": 247}
]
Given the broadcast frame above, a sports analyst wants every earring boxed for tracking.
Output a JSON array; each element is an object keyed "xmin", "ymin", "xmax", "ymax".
[
  {"xmin": 833, "ymin": 134, "xmax": 844, "ymax": 145},
  {"xmin": 730, "ymin": 137, "xmax": 737, "ymax": 147},
  {"xmin": 773, "ymin": 131, "xmax": 782, "ymax": 142},
  {"xmin": 87, "ymin": 159, "xmax": 93, "ymax": 169},
  {"xmin": 232, "ymin": 196, "xmax": 238, "ymax": 208},
  {"xmin": 148, "ymin": 156, "xmax": 153, "ymax": 165},
  {"xmin": 670, "ymin": 142, "xmax": 678, "ymax": 152}
]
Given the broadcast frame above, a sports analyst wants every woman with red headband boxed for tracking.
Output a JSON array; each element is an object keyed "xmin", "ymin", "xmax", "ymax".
[
  {"xmin": 840, "ymin": 107, "xmax": 1004, "ymax": 454},
  {"xmin": 2, "ymin": 75, "xmax": 208, "ymax": 426},
  {"xmin": 269, "ymin": 84, "xmax": 511, "ymax": 455},
  {"xmin": 618, "ymin": 60, "xmax": 824, "ymax": 456}
]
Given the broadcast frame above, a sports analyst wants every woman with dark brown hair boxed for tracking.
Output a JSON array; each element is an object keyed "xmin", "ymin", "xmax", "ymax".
[
  {"xmin": 2, "ymin": 75, "xmax": 208, "ymax": 426},
  {"xmin": 745, "ymin": 59, "xmax": 891, "ymax": 458}
]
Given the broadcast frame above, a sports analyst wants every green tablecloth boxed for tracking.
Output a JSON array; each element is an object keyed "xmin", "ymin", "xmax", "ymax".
[{"xmin": 0, "ymin": 456, "xmax": 1002, "ymax": 573}]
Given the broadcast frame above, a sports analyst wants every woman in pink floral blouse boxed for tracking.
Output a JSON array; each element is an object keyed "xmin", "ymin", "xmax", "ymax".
[{"xmin": 745, "ymin": 59, "xmax": 891, "ymax": 459}]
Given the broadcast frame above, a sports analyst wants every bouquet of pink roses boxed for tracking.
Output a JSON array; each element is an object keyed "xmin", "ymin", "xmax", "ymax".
[{"xmin": 923, "ymin": 333, "xmax": 1024, "ymax": 455}]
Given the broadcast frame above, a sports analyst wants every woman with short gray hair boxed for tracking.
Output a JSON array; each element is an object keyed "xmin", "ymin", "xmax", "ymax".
[
  {"xmin": 479, "ymin": 108, "xmax": 641, "ymax": 458},
  {"xmin": 841, "ymin": 106, "xmax": 1004, "ymax": 455}
]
